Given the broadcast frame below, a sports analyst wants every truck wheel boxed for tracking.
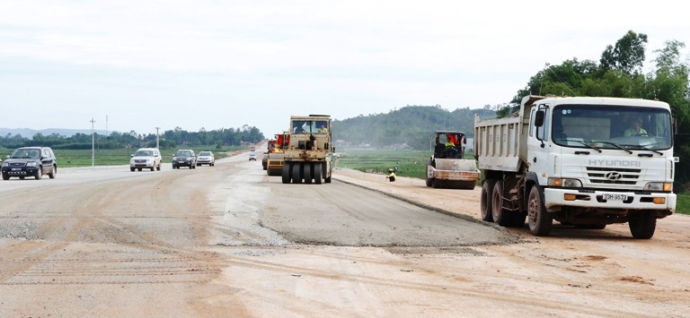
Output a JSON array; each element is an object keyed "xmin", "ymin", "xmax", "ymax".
[
  {"xmin": 263, "ymin": 162, "xmax": 267, "ymax": 170},
  {"xmin": 291, "ymin": 163, "xmax": 302, "ymax": 184},
  {"xmin": 2, "ymin": 173, "xmax": 9, "ymax": 180},
  {"xmin": 628, "ymin": 211, "xmax": 656, "ymax": 239},
  {"xmin": 281, "ymin": 163, "xmax": 291, "ymax": 184},
  {"xmin": 48, "ymin": 165, "xmax": 56, "ymax": 179},
  {"xmin": 527, "ymin": 185, "xmax": 552, "ymax": 236},
  {"xmin": 35, "ymin": 167, "xmax": 42, "ymax": 180},
  {"xmin": 131, "ymin": 167, "xmax": 135, "ymax": 172},
  {"xmin": 491, "ymin": 181, "xmax": 511, "ymax": 226},
  {"xmin": 480, "ymin": 179, "xmax": 495, "ymax": 222},
  {"xmin": 314, "ymin": 163, "xmax": 323, "ymax": 184},
  {"xmin": 304, "ymin": 163, "xmax": 313, "ymax": 184}
]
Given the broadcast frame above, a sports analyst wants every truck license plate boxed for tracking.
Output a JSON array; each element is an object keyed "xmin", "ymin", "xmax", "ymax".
[{"xmin": 603, "ymin": 194, "xmax": 628, "ymax": 201}]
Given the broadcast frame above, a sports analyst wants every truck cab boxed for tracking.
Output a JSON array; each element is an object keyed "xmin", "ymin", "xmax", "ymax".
[{"xmin": 475, "ymin": 95, "xmax": 677, "ymax": 239}]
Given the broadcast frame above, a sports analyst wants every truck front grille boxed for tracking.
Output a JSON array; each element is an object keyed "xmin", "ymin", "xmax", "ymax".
[{"xmin": 586, "ymin": 167, "xmax": 640, "ymax": 185}]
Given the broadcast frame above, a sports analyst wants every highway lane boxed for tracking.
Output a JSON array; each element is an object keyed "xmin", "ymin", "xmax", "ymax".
[{"xmin": 0, "ymin": 151, "xmax": 510, "ymax": 317}]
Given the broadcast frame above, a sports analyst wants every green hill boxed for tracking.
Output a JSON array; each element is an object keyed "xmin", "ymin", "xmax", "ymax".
[{"xmin": 332, "ymin": 105, "xmax": 495, "ymax": 150}]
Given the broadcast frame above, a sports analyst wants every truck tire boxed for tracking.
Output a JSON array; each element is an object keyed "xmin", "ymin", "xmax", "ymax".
[
  {"xmin": 527, "ymin": 185, "xmax": 552, "ymax": 236},
  {"xmin": 35, "ymin": 167, "xmax": 42, "ymax": 180},
  {"xmin": 491, "ymin": 181, "xmax": 511, "ymax": 226},
  {"xmin": 304, "ymin": 163, "xmax": 313, "ymax": 184},
  {"xmin": 292, "ymin": 163, "xmax": 302, "ymax": 184},
  {"xmin": 314, "ymin": 163, "xmax": 323, "ymax": 184},
  {"xmin": 281, "ymin": 163, "xmax": 291, "ymax": 184},
  {"xmin": 48, "ymin": 165, "xmax": 56, "ymax": 179},
  {"xmin": 628, "ymin": 211, "xmax": 656, "ymax": 239},
  {"xmin": 480, "ymin": 179, "xmax": 495, "ymax": 222}
]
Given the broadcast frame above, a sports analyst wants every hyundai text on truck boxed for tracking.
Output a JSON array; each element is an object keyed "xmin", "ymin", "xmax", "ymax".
[{"xmin": 474, "ymin": 95, "xmax": 677, "ymax": 239}]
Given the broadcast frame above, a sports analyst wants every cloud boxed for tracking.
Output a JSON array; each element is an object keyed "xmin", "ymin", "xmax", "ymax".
[{"xmin": 0, "ymin": 0, "xmax": 688, "ymax": 135}]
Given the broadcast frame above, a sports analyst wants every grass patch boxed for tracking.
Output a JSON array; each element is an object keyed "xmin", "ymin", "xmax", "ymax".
[
  {"xmin": 676, "ymin": 193, "xmax": 690, "ymax": 215},
  {"xmin": 0, "ymin": 146, "xmax": 246, "ymax": 168},
  {"xmin": 336, "ymin": 148, "xmax": 475, "ymax": 180}
]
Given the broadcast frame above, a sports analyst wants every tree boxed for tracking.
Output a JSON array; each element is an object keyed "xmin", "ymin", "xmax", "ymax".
[{"xmin": 600, "ymin": 30, "xmax": 648, "ymax": 75}]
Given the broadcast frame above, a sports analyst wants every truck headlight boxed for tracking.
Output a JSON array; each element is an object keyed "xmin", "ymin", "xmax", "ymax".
[
  {"xmin": 26, "ymin": 162, "xmax": 37, "ymax": 167},
  {"xmin": 1, "ymin": 162, "xmax": 8, "ymax": 167},
  {"xmin": 548, "ymin": 178, "xmax": 582, "ymax": 188},
  {"xmin": 644, "ymin": 182, "xmax": 673, "ymax": 192}
]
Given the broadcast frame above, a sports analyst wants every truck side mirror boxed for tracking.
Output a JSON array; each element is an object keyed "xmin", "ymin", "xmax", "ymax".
[{"xmin": 535, "ymin": 110, "xmax": 545, "ymax": 127}]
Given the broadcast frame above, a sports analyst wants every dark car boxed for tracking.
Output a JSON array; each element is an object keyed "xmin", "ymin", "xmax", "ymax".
[
  {"xmin": 172, "ymin": 149, "xmax": 196, "ymax": 169},
  {"xmin": 1, "ymin": 147, "xmax": 57, "ymax": 180}
]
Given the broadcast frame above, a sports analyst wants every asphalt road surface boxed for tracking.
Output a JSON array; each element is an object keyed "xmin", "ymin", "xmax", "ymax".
[{"xmin": 0, "ymin": 152, "xmax": 514, "ymax": 317}]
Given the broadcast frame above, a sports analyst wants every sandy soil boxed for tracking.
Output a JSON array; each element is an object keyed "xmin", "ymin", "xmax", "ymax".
[{"xmin": 1, "ymin": 155, "xmax": 688, "ymax": 318}]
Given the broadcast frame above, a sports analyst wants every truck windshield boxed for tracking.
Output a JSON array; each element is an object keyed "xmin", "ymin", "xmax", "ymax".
[{"xmin": 552, "ymin": 104, "xmax": 672, "ymax": 151}]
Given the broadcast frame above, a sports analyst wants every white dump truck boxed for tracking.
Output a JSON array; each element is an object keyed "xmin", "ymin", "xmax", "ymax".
[{"xmin": 474, "ymin": 95, "xmax": 677, "ymax": 239}]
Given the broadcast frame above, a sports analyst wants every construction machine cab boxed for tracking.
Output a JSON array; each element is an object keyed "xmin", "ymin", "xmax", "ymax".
[{"xmin": 434, "ymin": 131, "xmax": 466, "ymax": 159}]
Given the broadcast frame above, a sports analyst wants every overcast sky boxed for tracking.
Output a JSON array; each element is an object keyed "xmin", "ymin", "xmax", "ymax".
[{"xmin": 1, "ymin": 0, "xmax": 688, "ymax": 137}]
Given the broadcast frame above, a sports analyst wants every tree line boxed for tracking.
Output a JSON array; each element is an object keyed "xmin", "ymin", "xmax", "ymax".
[{"xmin": 0, "ymin": 125, "xmax": 265, "ymax": 150}]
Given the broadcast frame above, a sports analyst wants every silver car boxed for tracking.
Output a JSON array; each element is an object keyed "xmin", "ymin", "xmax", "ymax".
[
  {"xmin": 196, "ymin": 151, "xmax": 215, "ymax": 167},
  {"xmin": 130, "ymin": 148, "xmax": 162, "ymax": 172}
]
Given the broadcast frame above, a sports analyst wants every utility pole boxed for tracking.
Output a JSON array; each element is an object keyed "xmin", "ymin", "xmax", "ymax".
[
  {"xmin": 155, "ymin": 127, "xmax": 160, "ymax": 149},
  {"xmin": 106, "ymin": 115, "xmax": 108, "ymax": 136},
  {"xmin": 90, "ymin": 118, "xmax": 96, "ymax": 167}
]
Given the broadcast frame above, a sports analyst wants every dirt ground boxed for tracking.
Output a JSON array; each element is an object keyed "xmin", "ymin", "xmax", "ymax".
[
  {"xmin": 1, "ymin": 155, "xmax": 689, "ymax": 317},
  {"xmin": 328, "ymin": 169, "xmax": 690, "ymax": 317}
]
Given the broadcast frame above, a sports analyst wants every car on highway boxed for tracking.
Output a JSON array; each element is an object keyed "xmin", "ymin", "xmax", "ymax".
[
  {"xmin": 130, "ymin": 148, "xmax": 162, "ymax": 172},
  {"xmin": 196, "ymin": 151, "xmax": 215, "ymax": 166},
  {"xmin": 249, "ymin": 153, "xmax": 257, "ymax": 161},
  {"xmin": 172, "ymin": 149, "xmax": 196, "ymax": 169},
  {"xmin": 1, "ymin": 146, "xmax": 57, "ymax": 180}
]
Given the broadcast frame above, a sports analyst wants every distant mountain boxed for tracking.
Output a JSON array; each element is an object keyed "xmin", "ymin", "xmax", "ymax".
[
  {"xmin": 332, "ymin": 105, "xmax": 495, "ymax": 150},
  {"xmin": 0, "ymin": 128, "xmax": 111, "ymax": 138}
]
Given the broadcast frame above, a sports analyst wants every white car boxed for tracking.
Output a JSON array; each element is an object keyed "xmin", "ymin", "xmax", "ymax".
[
  {"xmin": 196, "ymin": 151, "xmax": 215, "ymax": 166},
  {"xmin": 130, "ymin": 148, "xmax": 162, "ymax": 172}
]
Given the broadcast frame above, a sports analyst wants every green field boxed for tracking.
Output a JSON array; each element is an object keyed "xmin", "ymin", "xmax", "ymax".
[
  {"xmin": 0, "ymin": 146, "xmax": 247, "ymax": 168},
  {"xmin": 676, "ymin": 193, "xmax": 690, "ymax": 215},
  {"xmin": 336, "ymin": 148, "xmax": 475, "ymax": 180}
]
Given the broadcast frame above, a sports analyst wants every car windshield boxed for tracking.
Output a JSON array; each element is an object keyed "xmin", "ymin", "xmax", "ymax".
[
  {"xmin": 176, "ymin": 151, "xmax": 192, "ymax": 157},
  {"xmin": 198, "ymin": 151, "xmax": 212, "ymax": 156},
  {"xmin": 551, "ymin": 104, "xmax": 672, "ymax": 151},
  {"xmin": 11, "ymin": 148, "xmax": 40, "ymax": 159},
  {"xmin": 135, "ymin": 150, "xmax": 154, "ymax": 157}
]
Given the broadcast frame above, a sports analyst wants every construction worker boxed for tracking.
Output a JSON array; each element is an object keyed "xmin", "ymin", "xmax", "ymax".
[
  {"xmin": 316, "ymin": 121, "xmax": 329, "ymax": 133},
  {"xmin": 387, "ymin": 168, "xmax": 396, "ymax": 182},
  {"xmin": 445, "ymin": 134, "xmax": 456, "ymax": 147}
]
